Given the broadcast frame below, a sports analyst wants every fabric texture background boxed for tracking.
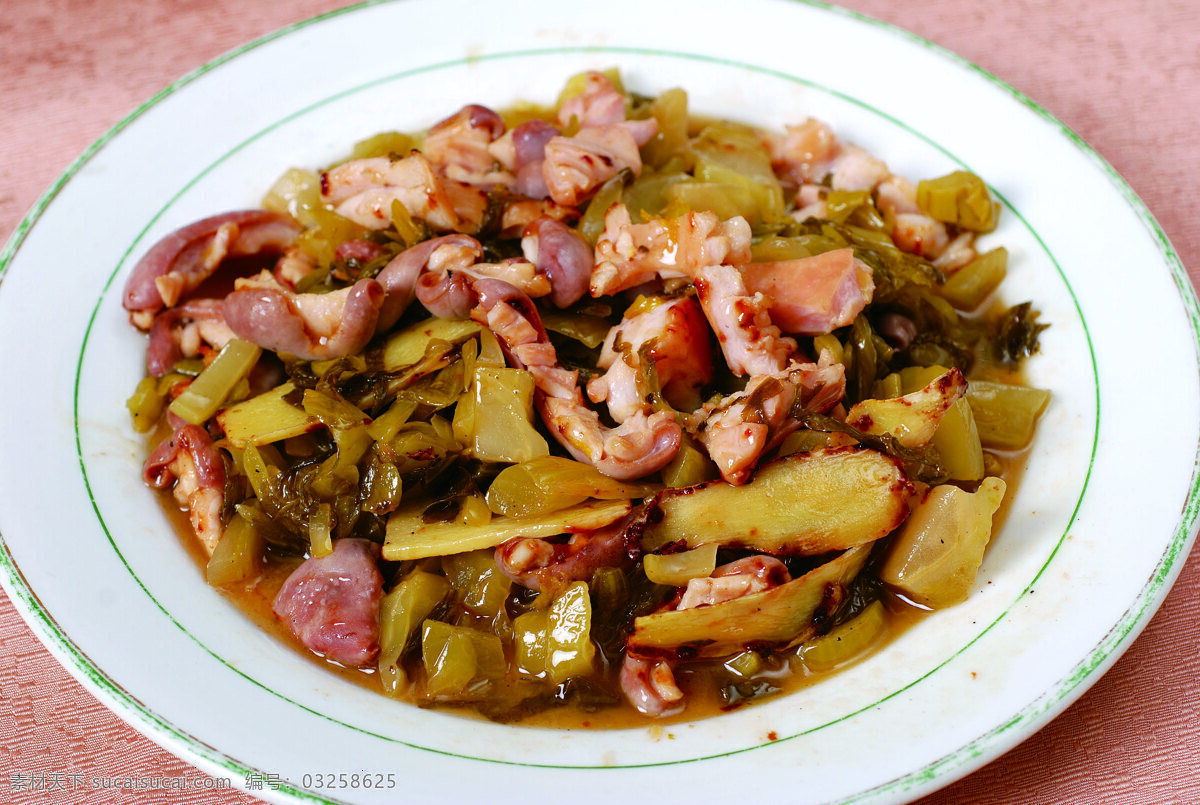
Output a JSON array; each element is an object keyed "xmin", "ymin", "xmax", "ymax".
[{"xmin": 1, "ymin": 1, "xmax": 1197, "ymax": 802}]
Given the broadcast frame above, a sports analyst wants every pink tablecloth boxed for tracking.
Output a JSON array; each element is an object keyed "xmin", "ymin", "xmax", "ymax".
[{"xmin": 2, "ymin": 1, "xmax": 1197, "ymax": 802}]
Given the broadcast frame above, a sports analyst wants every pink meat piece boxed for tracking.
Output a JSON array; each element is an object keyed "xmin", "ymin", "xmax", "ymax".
[
  {"xmin": 273, "ymin": 539, "xmax": 384, "ymax": 668},
  {"xmin": 740, "ymin": 248, "xmax": 874, "ymax": 336},
  {"xmin": 521, "ymin": 216, "xmax": 592, "ymax": 308},
  {"xmin": 122, "ymin": 210, "xmax": 301, "ymax": 329},
  {"xmin": 222, "ymin": 271, "xmax": 385, "ymax": 360}
]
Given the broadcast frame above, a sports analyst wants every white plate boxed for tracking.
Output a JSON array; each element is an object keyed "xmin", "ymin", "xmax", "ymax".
[{"xmin": 1, "ymin": 1, "xmax": 1197, "ymax": 803}]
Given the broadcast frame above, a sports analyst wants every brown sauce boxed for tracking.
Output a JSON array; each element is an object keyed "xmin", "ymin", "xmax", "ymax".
[{"xmin": 161, "ymin": 435, "xmax": 1036, "ymax": 730}]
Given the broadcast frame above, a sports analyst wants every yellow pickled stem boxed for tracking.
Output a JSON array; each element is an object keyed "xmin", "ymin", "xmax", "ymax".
[
  {"xmin": 871, "ymin": 372, "xmax": 903, "ymax": 400},
  {"xmin": 797, "ymin": 600, "xmax": 888, "ymax": 673},
  {"xmin": 295, "ymin": 206, "xmax": 370, "ymax": 267},
  {"xmin": 877, "ymin": 477, "xmax": 1006, "ymax": 609},
  {"xmin": 966, "ymin": 381, "xmax": 1051, "ymax": 450},
  {"xmin": 897, "ymin": 365, "xmax": 948, "ymax": 394},
  {"xmin": 463, "ymin": 367, "xmax": 547, "ymax": 464},
  {"xmin": 389, "ymin": 199, "xmax": 424, "ymax": 248},
  {"xmin": 421, "ymin": 623, "xmax": 479, "ymax": 697},
  {"xmin": 644, "ymin": 543, "xmax": 719, "ymax": 586},
  {"xmin": 485, "ymin": 455, "xmax": 655, "ymax": 518},
  {"xmin": 385, "ymin": 499, "xmax": 632, "ymax": 562},
  {"xmin": 824, "ymin": 189, "xmax": 870, "ymax": 224},
  {"xmin": 261, "ymin": 167, "xmax": 322, "ymax": 226},
  {"xmin": 512, "ymin": 609, "xmax": 550, "ymax": 678},
  {"xmin": 774, "ymin": 428, "xmax": 834, "ymax": 457},
  {"xmin": 624, "ymin": 294, "xmax": 667, "ymax": 318},
  {"xmin": 168, "ymin": 338, "xmax": 262, "ymax": 425},
  {"xmin": 662, "ymin": 436, "xmax": 719, "ymax": 488},
  {"xmin": 126, "ymin": 376, "xmax": 165, "ymax": 434},
  {"xmin": 916, "ymin": 170, "xmax": 998, "ymax": 232},
  {"xmin": 241, "ymin": 443, "xmax": 284, "ymax": 507},
  {"xmin": 362, "ymin": 458, "xmax": 403, "ymax": 516},
  {"xmin": 539, "ymin": 309, "xmax": 613, "ymax": 349},
  {"xmin": 499, "ymin": 101, "xmax": 555, "ymax": 129},
  {"xmin": 309, "ymin": 503, "xmax": 333, "ymax": 558},
  {"xmin": 301, "ymin": 389, "xmax": 369, "ymax": 430},
  {"xmin": 421, "ymin": 621, "xmax": 505, "ymax": 698},
  {"xmin": 476, "ymin": 328, "xmax": 506, "ymax": 368},
  {"xmin": 378, "ymin": 570, "xmax": 452, "ymax": 696},
  {"xmin": 380, "ymin": 318, "xmax": 482, "ymax": 372},
  {"xmin": 350, "ymin": 131, "xmax": 415, "ymax": 161},
  {"xmin": 367, "ymin": 398, "xmax": 419, "ymax": 442},
  {"xmin": 578, "ymin": 171, "xmax": 628, "ymax": 246},
  {"xmin": 642, "ymin": 87, "xmax": 689, "ymax": 169},
  {"xmin": 546, "ymin": 582, "xmax": 596, "ymax": 683},
  {"xmin": 457, "ymin": 495, "xmax": 492, "ymax": 527},
  {"xmin": 206, "ymin": 513, "xmax": 264, "ymax": 588},
  {"xmin": 749, "ymin": 235, "xmax": 813, "ymax": 263},
  {"xmin": 555, "ymin": 68, "xmax": 625, "ymax": 113},
  {"xmin": 930, "ymin": 398, "xmax": 985, "ymax": 482},
  {"xmin": 723, "ymin": 650, "xmax": 765, "ymax": 679},
  {"xmin": 811, "ymin": 333, "xmax": 844, "ymax": 366},
  {"xmin": 940, "ymin": 247, "xmax": 1008, "ymax": 311}
]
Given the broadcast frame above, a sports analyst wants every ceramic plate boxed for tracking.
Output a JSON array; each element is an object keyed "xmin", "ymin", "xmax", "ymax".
[{"xmin": 1, "ymin": 1, "xmax": 1197, "ymax": 802}]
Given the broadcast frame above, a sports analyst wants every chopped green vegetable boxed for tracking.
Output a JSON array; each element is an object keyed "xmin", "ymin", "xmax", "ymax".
[
  {"xmin": 384, "ymin": 498, "xmax": 633, "ymax": 561},
  {"xmin": 205, "ymin": 513, "xmax": 264, "ymax": 588},
  {"xmin": 168, "ymin": 339, "xmax": 262, "ymax": 425},
  {"xmin": 643, "ymin": 543, "xmax": 719, "ymax": 586},
  {"xmin": 797, "ymin": 599, "xmax": 887, "ymax": 673},
  {"xmin": 628, "ymin": 545, "xmax": 871, "ymax": 658},
  {"xmin": 916, "ymin": 170, "xmax": 998, "ymax": 231},
  {"xmin": 878, "ymin": 477, "xmax": 1006, "ymax": 608},
  {"xmin": 966, "ymin": 380, "xmax": 1051, "ymax": 450},
  {"xmin": 126, "ymin": 376, "xmax": 166, "ymax": 434},
  {"xmin": 640, "ymin": 88, "xmax": 690, "ymax": 169},
  {"xmin": 992, "ymin": 302, "xmax": 1049, "ymax": 365},
  {"xmin": 484, "ymin": 456, "xmax": 654, "ymax": 518},
  {"xmin": 545, "ymin": 582, "xmax": 597, "ymax": 683},
  {"xmin": 939, "ymin": 247, "xmax": 1007, "ymax": 310},
  {"xmin": 421, "ymin": 620, "xmax": 506, "ymax": 699},
  {"xmin": 378, "ymin": 570, "xmax": 452, "ymax": 695}
]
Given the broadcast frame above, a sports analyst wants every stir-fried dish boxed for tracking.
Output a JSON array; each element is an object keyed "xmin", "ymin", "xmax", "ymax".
[{"xmin": 123, "ymin": 71, "xmax": 1049, "ymax": 723}]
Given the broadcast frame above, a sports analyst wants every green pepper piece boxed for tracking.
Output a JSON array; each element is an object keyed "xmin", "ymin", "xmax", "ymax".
[
  {"xmin": 547, "ymin": 582, "xmax": 597, "ymax": 683},
  {"xmin": 421, "ymin": 621, "xmax": 506, "ymax": 698},
  {"xmin": 640, "ymin": 88, "xmax": 690, "ymax": 169},
  {"xmin": 443, "ymin": 549, "xmax": 512, "ymax": 619},
  {"xmin": 205, "ymin": 513, "xmax": 264, "ymax": 588},
  {"xmin": 965, "ymin": 380, "xmax": 1051, "ymax": 450},
  {"xmin": 824, "ymin": 189, "xmax": 870, "ymax": 225},
  {"xmin": 662, "ymin": 435, "xmax": 719, "ymax": 488},
  {"xmin": 512, "ymin": 608, "xmax": 550, "ymax": 678},
  {"xmin": 378, "ymin": 570, "xmax": 452, "ymax": 696},
  {"xmin": 940, "ymin": 247, "xmax": 1008, "ymax": 311},
  {"xmin": 797, "ymin": 599, "xmax": 887, "ymax": 673},
  {"xmin": 126, "ymin": 376, "xmax": 166, "ymax": 434},
  {"xmin": 687, "ymin": 124, "xmax": 785, "ymax": 226},
  {"xmin": 916, "ymin": 171, "xmax": 998, "ymax": 231}
]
